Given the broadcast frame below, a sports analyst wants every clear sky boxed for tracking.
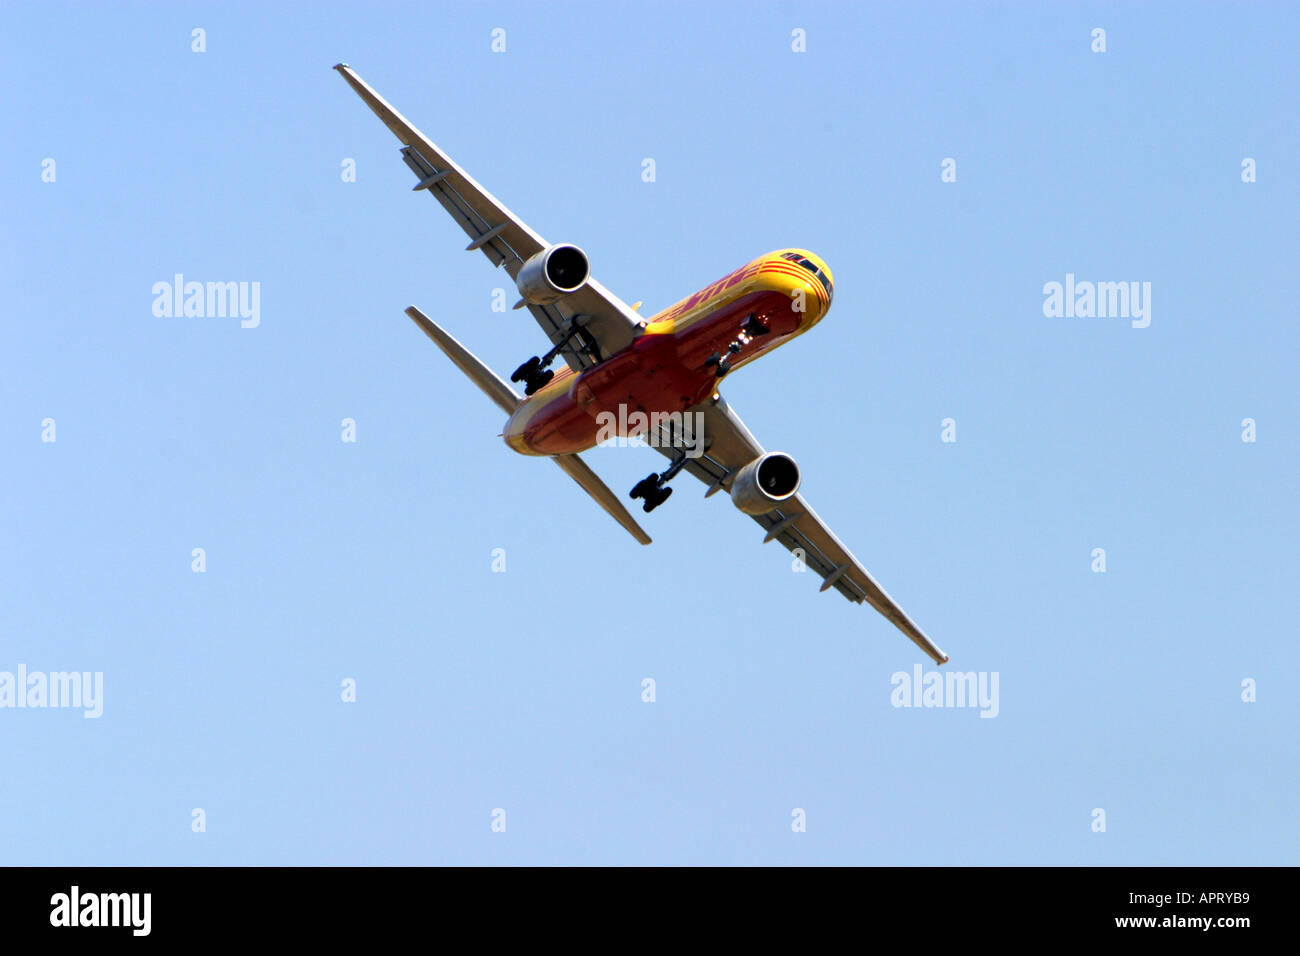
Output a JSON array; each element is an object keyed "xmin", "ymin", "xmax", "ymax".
[{"xmin": 2, "ymin": 1, "xmax": 1296, "ymax": 865}]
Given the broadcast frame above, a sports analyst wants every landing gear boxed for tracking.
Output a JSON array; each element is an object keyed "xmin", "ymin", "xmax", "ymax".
[
  {"xmin": 705, "ymin": 314, "xmax": 770, "ymax": 379},
  {"xmin": 509, "ymin": 356, "xmax": 554, "ymax": 396},
  {"xmin": 630, "ymin": 474, "xmax": 674, "ymax": 513},
  {"xmin": 705, "ymin": 341, "xmax": 744, "ymax": 378},
  {"xmin": 510, "ymin": 318, "xmax": 592, "ymax": 395},
  {"xmin": 629, "ymin": 450, "xmax": 692, "ymax": 513}
]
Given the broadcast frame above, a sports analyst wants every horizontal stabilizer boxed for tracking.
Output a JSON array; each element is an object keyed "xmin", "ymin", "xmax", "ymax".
[
  {"xmin": 404, "ymin": 306, "xmax": 520, "ymax": 414},
  {"xmin": 551, "ymin": 453, "xmax": 652, "ymax": 546},
  {"xmin": 403, "ymin": 305, "xmax": 649, "ymax": 546}
]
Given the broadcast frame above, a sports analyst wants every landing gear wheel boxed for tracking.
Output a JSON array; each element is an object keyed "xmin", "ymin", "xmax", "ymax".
[
  {"xmin": 642, "ymin": 485, "xmax": 673, "ymax": 513},
  {"xmin": 511, "ymin": 356, "xmax": 555, "ymax": 395},
  {"xmin": 523, "ymin": 369, "xmax": 554, "ymax": 395},
  {"xmin": 630, "ymin": 473, "xmax": 660, "ymax": 501},
  {"xmin": 510, "ymin": 356, "xmax": 541, "ymax": 383},
  {"xmin": 630, "ymin": 448, "xmax": 691, "ymax": 512}
]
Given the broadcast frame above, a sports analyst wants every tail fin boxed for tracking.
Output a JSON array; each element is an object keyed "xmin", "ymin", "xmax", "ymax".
[{"xmin": 403, "ymin": 306, "xmax": 651, "ymax": 546}]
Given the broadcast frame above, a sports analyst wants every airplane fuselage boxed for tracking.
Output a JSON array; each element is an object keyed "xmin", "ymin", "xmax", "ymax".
[{"xmin": 504, "ymin": 249, "xmax": 834, "ymax": 456}]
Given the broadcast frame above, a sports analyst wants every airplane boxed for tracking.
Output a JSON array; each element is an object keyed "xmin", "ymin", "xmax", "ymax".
[{"xmin": 335, "ymin": 64, "xmax": 950, "ymax": 665}]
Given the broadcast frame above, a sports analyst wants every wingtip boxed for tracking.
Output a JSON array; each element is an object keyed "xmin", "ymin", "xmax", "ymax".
[{"xmin": 332, "ymin": 62, "xmax": 349, "ymax": 72}]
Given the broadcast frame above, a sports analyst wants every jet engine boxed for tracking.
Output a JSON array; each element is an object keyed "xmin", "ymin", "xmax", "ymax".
[
  {"xmin": 515, "ymin": 243, "xmax": 590, "ymax": 305},
  {"xmin": 729, "ymin": 452, "xmax": 801, "ymax": 515}
]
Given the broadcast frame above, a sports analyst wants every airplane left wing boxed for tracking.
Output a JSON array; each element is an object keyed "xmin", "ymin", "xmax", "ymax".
[
  {"xmin": 335, "ymin": 64, "xmax": 643, "ymax": 372},
  {"xmin": 651, "ymin": 396, "xmax": 950, "ymax": 664}
]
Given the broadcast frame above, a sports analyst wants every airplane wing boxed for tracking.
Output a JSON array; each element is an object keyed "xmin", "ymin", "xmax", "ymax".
[
  {"xmin": 335, "ymin": 64, "xmax": 642, "ymax": 372},
  {"xmin": 651, "ymin": 396, "xmax": 950, "ymax": 664}
]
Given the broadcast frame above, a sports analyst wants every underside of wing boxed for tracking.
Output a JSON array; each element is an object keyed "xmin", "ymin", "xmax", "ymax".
[
  {"xmin": 335, "ymin": 64, "xmax": 642, "ymax": 372},
  {"xmin": 650, "ymin": 395, "xmax": 950, "ymax": 664},
  {"xmin": 750, "ymin": 498, "xmax": 950, "ymax": 664}
]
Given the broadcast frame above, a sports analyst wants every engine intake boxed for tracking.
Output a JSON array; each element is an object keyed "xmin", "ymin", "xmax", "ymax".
[
  {"xmin": 730, "ymin": 452, "xmax": 801, "ymax": 515},
  {"xmin": 516, "ymin": 243, "xmax": 590, "ymax": 304}
]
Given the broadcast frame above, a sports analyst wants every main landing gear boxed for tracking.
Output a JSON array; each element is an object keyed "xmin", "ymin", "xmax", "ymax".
[
  {"xmin": 629, "ymin": 450, "xmax": 692, "ymax": 514},
  {"xmin": 704, "ymin": 313, "xmax": 770, "ymax": 379},
  {"xmin": 509, "ymin": 355, "xmax": 554, "ymax": 396},
  {"xmin": 511, "ymin": 319, "xmax": 590, "ymax": 395}
]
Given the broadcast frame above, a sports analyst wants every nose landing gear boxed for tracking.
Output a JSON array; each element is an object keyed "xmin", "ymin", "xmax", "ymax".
[{"xmin": 704, "ymin": 313, "xmax": 771, "ymax": 379}]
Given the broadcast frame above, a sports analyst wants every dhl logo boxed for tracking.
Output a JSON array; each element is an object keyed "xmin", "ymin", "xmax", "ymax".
[{"xmin": 652, "ymin": 260, "xmax": 767, "ymax": 325}]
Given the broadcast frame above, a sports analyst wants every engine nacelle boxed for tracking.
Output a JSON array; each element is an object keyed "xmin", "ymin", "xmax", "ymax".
[
  {"xmin": 729, "ymin": 452, "xmax": 801, "ymax": 515},
  {"xmin": 515, "ymin": 243, "xmax": 590, "ymax": 305}
]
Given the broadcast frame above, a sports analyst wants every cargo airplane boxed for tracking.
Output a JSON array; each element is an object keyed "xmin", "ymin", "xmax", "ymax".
[{"xmin": 335, "ymin": 64, "xmax": 949, "ymax": 665}]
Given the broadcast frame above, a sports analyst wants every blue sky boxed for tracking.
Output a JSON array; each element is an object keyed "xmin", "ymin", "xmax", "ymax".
[{"xmin": 2, "ymin": 1, "xmax": 1296, "ymax": 865}]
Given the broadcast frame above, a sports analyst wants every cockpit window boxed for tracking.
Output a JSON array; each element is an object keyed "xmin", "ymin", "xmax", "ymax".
[{"xmin": 778, "ymin": 253, "xmax": 832, "ymax": 301}]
